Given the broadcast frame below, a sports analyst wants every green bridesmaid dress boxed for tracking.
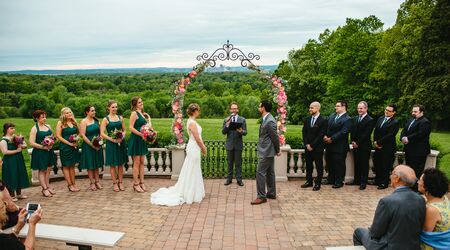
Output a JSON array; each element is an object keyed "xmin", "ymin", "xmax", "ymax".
[
  {"xmin": 80, "ymin": 121, "xmax": 104, "ymax": 170},
  {"xmin": 60, "ymin": 126, "xmax": 80, "ymax": 167},
  {"xmin": 31, "ymin": 124, "xmax": 56, "ymax": 170},
  {"xmin": 105, "ymin": 116, "xmax": 127, "ymax": 166},
  {"xmin": 127, "ymin": 111, "xmax": 148, "ymax": 156},
  {"xmin": 1, "ymin": 138, "xmax": 30, "ymax": 191}
]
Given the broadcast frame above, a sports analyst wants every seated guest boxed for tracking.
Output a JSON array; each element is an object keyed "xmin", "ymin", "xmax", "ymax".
[
  {"xmin": 0, "ymin": 159, "xmax": 21, "ymax": 230},
  {"xmin": 353, "ymin": 165, "xmax": 426, "ymax": 250},
  {"xmin": 418, "ymin": 168, "xmax": 450, "ymax": 250},
  {"xmin": 0, "ymin": 192, "xmax": 43, "ymax": 250}
]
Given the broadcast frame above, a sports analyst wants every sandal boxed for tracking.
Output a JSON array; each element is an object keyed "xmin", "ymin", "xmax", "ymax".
[
  {"xmin": 67, "ymin": 185, "xmax": 78, "ymax": 192},
  {"xmin": 95, "ymin": 181, "xmax": 103, "ymax": 190},
  {"xmin": 118, "ymin": 182, "xmax": 125, "ymax": 191},
  {"xmin": 90, "ymin": 182, "xmax": 97, "ymax": 191},
  {"xmin": 41, "ymin": 188, "xmax": 52, "ymax": 197},
  {"xmin": 139, "ymin": 182, "xmax": 147, "ymax": 192},
  {"xmin": 16, "ymin": 194, "xmax": 28, "ymax": 199},
  {"xmin": 133, "ymin": 183, "xmax": 144, "ymax": 193},
  {"xmin": 11, "ymin": 197, "xmax": 18, "ymax": 202},
  {"xmin": 48, "ymin": 187, "xmax": 56, "ymax": 195},
  {"xmin": 112, "ymin": 182, "xmax": 120, "ymax": 192}
]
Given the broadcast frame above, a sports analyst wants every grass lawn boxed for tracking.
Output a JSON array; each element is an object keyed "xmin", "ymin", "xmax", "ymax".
[{"xmin": 0, "ymin": 118, "xmax": 448, "ymax": 178}]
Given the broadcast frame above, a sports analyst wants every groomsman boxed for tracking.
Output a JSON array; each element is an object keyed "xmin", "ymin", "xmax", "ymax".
[
  {"xmin": 373, "ymin": 104, "xmax": 400, "ymax": 189},
  {"xmin": 301, "ymin": 101, "xmax": 327, "ymax": 191},
  {"xmin": 324, "ymin": 101, "xmax": 352, "ymax": 188},
  {"xmin": 348, "ymin": 101, "xmax": 375, "ymax": 190},
  {"xmin": 400, "ymin": 104, "xmax": 431, "ymax": 179},
  {"xmin": 222, "ymin": 102, "xmax": 247, "ymax": 186}
]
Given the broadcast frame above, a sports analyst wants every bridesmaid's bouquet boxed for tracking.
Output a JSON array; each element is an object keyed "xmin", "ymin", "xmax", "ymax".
[
  {"xmin": 140, "ymin": 125, "xmax": 157, "ymax": 144},
  {"xmin": 12, "ymin": 134, "xmax": 25, "ymax": 148},
  {"xmin": 109, "ymin": 128, "xmax": 124, "ymax": 146},
  {"xmin": 69, "ymin": 134, "xmax": 83, "ymax": 148},
  {"xmin": 42, "ymin": 135, "xmax": 55, "ymax": 149},
  {"xmin": 91, "ymin": 135, "xmax": 104, "ymax": 148}
]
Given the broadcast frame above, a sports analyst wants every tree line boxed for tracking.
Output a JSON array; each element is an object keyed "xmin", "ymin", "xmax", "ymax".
[{"xmin": 275, "ymin": 0, "xmax": 449, "ymax": 130}]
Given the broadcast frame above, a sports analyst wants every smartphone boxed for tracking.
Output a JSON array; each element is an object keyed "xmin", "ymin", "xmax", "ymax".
[{"xmin": 25, "ymin": 203, "xmax": 40, "ymax": 221}]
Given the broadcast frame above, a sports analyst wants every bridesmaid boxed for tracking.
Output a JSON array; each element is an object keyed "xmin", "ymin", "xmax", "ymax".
[
  {"xmin": 0, "ymin": 123, "xmax": 29, "ymax": 201},
  {"xmin": 101, "ymin": 100, "xmax": 127, "ymax": 192},
  {"xmin": 29, "ymin": 110, "xmax": 57, "ymax": 197},
  {"xmin": 127, "ymin": 97, "xmax": 151, "ymax": 193},
  {"xmin": 80, "ymin": 105, "xmax": 104, "ymax": 191},
  {"xmin": 55, "ymin": 107, "xmax": 81, "ymax": 192}
]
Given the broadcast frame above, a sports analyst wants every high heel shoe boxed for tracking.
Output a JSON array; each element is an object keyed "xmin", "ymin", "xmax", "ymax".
[
  {"xmin": 118, "ymin": 182, "xmax": 125, "ymax": 191},
  {"xmin": 112, "ymin": 182, "xmax": 119, "ymax": 192},
  {"xmin": 67, "ymin": 185, "xmax": 78, "ymax": 192},
  {"xmin": 133, "ymin": 184, "xmax": 144, "ymax": 193},
  {"xmin": 41, "ymin": 187, "xmax": 52, "ymax": 197},
  {"xmin": 48, "ymin": 187, "xmax": 56, "ymax": 195},
  {"xmin": 95, "ymin": 181, "xmax": 103, "ymax": 190},
  {"xmin": 139, "ymin": 182, "xmax": 147, "ymax": 192}
]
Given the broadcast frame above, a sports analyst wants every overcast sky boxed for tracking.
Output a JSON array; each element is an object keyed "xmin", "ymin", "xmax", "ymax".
[{"xmin": 0, "ymin": 0, "xmax": 404, "ymax": 70}]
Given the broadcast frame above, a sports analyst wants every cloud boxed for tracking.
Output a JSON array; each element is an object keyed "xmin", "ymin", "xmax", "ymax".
[{"xmin": 0, "ymin": 0, "xmax": 404, "ymax": 70}]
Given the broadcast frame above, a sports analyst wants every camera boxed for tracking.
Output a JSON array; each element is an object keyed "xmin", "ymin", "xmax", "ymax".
[{"xmin": 25, "ymin": 203, "xmax": 40, "ymax": 221}]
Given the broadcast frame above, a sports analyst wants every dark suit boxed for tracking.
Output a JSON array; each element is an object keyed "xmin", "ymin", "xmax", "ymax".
[
  {"xmin": 302, "ymin": 114, "xmax": 327, "ymax": 185},
  {"xmin": 325, "ymin": 113, "xmax": 352, "ymax": 185},
  {"xmin": 373, "ymin": 117, "xmax": 399, "ymax": 186},
  {"xmin": 351, "ymin": 114, "xmax": 375, "ymax": 185},
  {"xmin": 353, "ymin": 186, "xmax": 426, "ymax": 250},
  {"xmin": 222, "ymin": 115, "xmax": 247, "ymax": 182},
  {"xmin": 400, "ymin": 116, "xmax": 431, "ymax": 178}
]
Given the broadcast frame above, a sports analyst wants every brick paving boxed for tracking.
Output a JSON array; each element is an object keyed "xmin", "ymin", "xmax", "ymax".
[{"xmin": 14, "ymin": 178, "xmax": 392, "ymax": 249}]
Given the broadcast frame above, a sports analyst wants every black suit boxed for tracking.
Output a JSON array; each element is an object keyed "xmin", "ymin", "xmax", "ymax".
[
  {"xmin": 353, "ymin": 186, "xmax": 425, "ymax": 250},
  {"xmin": 373, "ymin": 117, "xmax": 400, "ymax": 186},
  {"xmin": 351, "ymin": 115, "xmax": 375, "ymax": 185},
  {"xmin": 302, "ymin": 114, "xmax": 327, "ymax": 185},
  {"xmin": 400, "ymin": 116, "xmax": 431, "ymax": 178},
  {"xmin": 325, "ymin": 113, "xmax": 352, "ymax": 185},
  {"xmin": 222, "ymin": 115, "xmax": 247, "ymax": 182}
]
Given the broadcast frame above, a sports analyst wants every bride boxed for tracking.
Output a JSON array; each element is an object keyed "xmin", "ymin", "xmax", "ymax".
[{"xmin": 150, "ymin": 103, "xmax": 207, "ymax": 206}]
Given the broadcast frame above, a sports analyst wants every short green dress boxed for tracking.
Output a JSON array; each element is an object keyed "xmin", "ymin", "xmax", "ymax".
[
  {"xmin": 31, "ymin": 124, "xmax": 56, "ymax": 170},
  {"xmin": 105, "ymin": 116, "xmax": 127, "ymax": 166},
  {"xmin": 80, "ymin": 121, "xmax": 104, "ymax": 170},
  {"xmin": 1, "ymin": 138, "xmax": 29, "ymax": 191},
  {"xmin": 60, "ymin": 126, "xmax": 80, "ymax": 167},
  {"xmin": 127, "ymin": 112, "xmax": 148, "ymax": 156}
]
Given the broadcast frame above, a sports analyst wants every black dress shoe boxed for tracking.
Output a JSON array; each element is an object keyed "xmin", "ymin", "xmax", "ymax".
[
  {"xmin": 346, "ymin": 181, "xmax": 360, "ymax": 186},
  {"xmin": 301, "ymin": 182, "xmax": 313, "ymax": 188},
  {"xmin": 237, "ymin": 181, "xmax": 244, "ymax": 186},
  {"xmin": 359, "ymin": 184, "xmax": 367, "ymax": 190},
  {"xmin": 266, "ymin": 195, "xmax": 276, "ymax": 199},
  {"xmin": 332, "ymin": 183, "xmax": 344, "ymax": 189},
  {"xmin": 377, "ymin": 184, "xmax": 388, "ymax": 190},
  {"xmin": 224, "ymin": 180, "xmax": 232, "ymax": 186},
  {"xmin": 313, "ymin": 185, "xmax": 321, "ymax": 191}
]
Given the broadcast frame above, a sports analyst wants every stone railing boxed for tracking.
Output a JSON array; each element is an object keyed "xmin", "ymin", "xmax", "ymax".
[
  {"xmin": 279, "ymin": 145, "xmax": 440, "ymax": 182},
  {"xmin": 28, "ymin": 144, "xmax": 440, "ymax": 185}
]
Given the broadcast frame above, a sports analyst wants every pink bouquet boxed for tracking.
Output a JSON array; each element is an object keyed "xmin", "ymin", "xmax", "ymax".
[
  {"xmin": 68, "ymin": 134, "xmax": 83, "ymax": 148},
  {"xmin": 140, "ymin": 125, "xmax": 157, "ymax": 144},
  {"xmin": 109, "ymin": 128, "xmax": 124, "ymax": 146},
  {"xmin": 91, "ymin": 135, "xmax": 103, "ymax": 148},
  {"xmin": 12, "ymin": 134, "xmax": 24, "ymax": 147},
  {"xmin": 42, "ymin": 135, "xmax": 55, "ymax": 148}
]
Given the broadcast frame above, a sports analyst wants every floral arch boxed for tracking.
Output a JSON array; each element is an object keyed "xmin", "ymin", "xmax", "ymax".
[{"xmin": 170, "ymin": 41, "xmax": 288, "ymax": 146}]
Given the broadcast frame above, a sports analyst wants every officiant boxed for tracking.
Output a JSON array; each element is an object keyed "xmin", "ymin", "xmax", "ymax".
[{"xmin": 222, "ymin": 102, "xmax": 247, "ymax": 186}]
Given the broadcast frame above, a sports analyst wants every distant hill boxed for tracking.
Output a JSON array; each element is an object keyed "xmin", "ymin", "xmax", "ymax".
[{"xmin": 1, "ymin": 65, "xmax": 277, "ymax": 75}]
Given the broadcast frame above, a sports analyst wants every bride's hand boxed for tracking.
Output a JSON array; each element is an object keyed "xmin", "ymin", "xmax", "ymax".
[{"xmin": 201, "ymin": 146, "xmax": 207, "ymax": 156}]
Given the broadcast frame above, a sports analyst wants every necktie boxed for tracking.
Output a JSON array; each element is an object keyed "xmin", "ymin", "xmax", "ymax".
[
  {"xmin": 408, "ymin": 119, "xmax": 416, "ymax": 131},
  {"xmin": 358, "ymin": 115, "xmax": 362, "ymax": 123},
  {"xmin": 381, "ymin": 117, "xmax": 388, "ymax": 127},
  {"xmin": 311, "ymin": 117, "xmax": 315, "ymax": 127},
  {"xmin": 334, "ymin": 114, "xmax": 340, "ymax": 122}
]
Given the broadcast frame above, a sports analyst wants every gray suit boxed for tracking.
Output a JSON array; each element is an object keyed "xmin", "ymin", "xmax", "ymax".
[
  {"xmin": 353, "ymin": 186, "xmax": 426, "ymax": 250},
  {"xmin": 222, "ymin": 115, "xmax": 247, "ymax": 181},
  {"xmin": 256, "ymin": 113, "xmax": 281, "ymax": 198}
]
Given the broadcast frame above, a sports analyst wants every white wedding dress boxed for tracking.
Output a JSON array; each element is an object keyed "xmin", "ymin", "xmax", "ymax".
[{"xmin": 150, "ymin": 118, "xmax": 205, "ymax": 206}]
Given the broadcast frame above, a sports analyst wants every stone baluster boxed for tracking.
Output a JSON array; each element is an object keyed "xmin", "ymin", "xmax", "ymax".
[
  {"xmin": 157, "ymin": 151, "xmax": 164, "ymax": 174},
  {"xmin": 289, "ymin": 151, "xmax": 295, "ymax": 175},
  {"xmin": 164, "ymin": 151, "xmax": 172, "ymax": 174},
  {"xmin": 149, "ymin": 151, "xmax": 156, "ymax": 174},
  {"xmin": 297, "ymin": 151, "xmax": 303, "ymax": 175}
]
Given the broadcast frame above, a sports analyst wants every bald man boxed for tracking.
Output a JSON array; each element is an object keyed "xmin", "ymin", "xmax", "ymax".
[
  {"xmin": 301, "ymin": 102, "xmax": 327, "ymax": 191},
  {"xmin": 353, "ymin": 165, "xmax": 425, "ymax": 250}
]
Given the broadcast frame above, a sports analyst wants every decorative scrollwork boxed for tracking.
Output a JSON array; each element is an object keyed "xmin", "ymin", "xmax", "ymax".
[{"xmin": 196, "ymin": 40, "xmax": 260, "ymax": 67}]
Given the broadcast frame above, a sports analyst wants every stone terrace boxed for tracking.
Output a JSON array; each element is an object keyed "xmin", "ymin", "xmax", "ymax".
[{"xmin": 14, "ymin": 178, "xmax": 392, "ymax": 250}]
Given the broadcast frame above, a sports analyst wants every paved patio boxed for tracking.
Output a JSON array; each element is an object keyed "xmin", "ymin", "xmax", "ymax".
[{"xmin": 14, "ymin": 178, "xmax": 392, "ymax": 250}]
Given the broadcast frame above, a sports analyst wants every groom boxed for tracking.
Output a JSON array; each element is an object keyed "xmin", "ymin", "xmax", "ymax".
[
  {"xmin": 222, "ymin": 102, "xmax": 247, "ymax": 186},
  {"xmin": 251, "ymin": 100, "xmax": 280, "ymax": 205}
]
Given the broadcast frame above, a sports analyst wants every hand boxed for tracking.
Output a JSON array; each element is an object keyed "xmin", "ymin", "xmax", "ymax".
[
  {"xmin": 28, "ymin": 207, "xmax": 43, "ymax": 226},
  {"xmin": 225, "ymin": 116, "xmax": 231, "ymax": 127},
  {"xmin": 401, "ymin": 137, "xmax": 408, "ymax": 144},
  {"xmin": 276, "ymin": 152, "xmax": 281, "ymax": 156},
  {"xmin": 70, "ymin": 142, "xmax": 77, "ymax": 148},
  {"xmin": 352, "ymin": 141, "xmax": 358, "ymax": 149},
  {"xmin": 306, "ymin": 144, "xmax": 313, "ymax": 151},
  {"xmin": 201, "ymin": 146, "xmax": 207, "ymax": 156},
  {"xmin": 17, "ymin": 208, "xmax": 27, "ymax": 228},
  {"xmin": 20, "ymin": 144, "xmax": 27, "ymax": 149},
  {"xmin": 236, "ymin": 128, "xmax": 243, "ymax": 133}
]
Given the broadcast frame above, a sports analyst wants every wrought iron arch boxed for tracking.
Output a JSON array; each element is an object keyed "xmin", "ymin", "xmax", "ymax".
[{"xmin": 196, "ymin": 40, "xmax": 260, "ymax": 68}]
